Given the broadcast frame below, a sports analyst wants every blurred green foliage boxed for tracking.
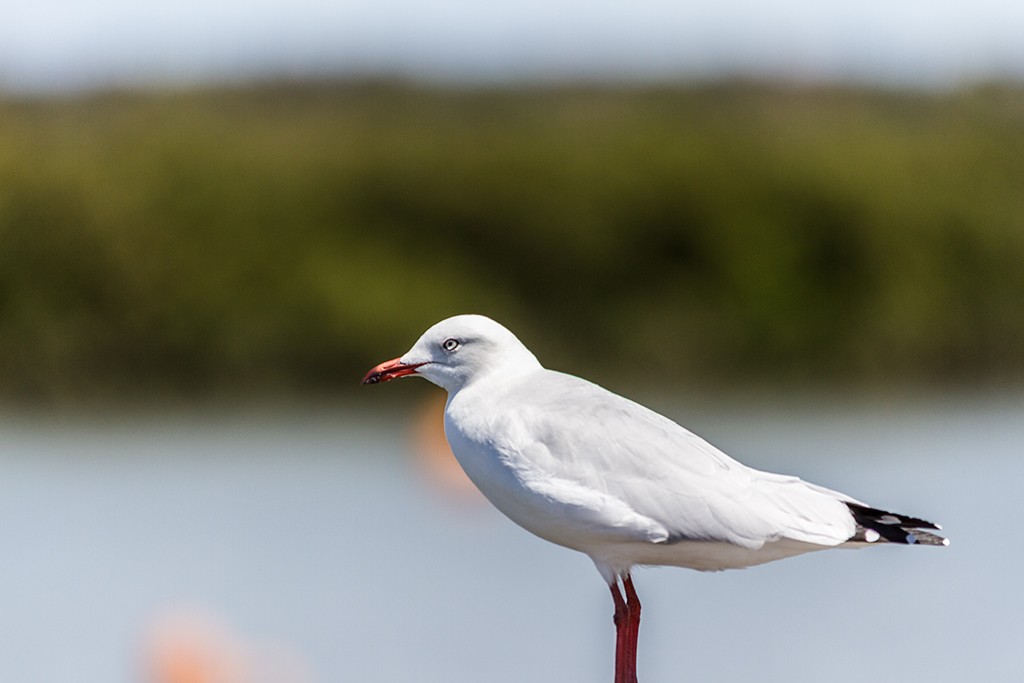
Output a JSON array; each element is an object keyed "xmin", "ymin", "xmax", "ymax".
[{"xmin": 0, "ymin": 81, "xmax": 1022, "ymax": 402}]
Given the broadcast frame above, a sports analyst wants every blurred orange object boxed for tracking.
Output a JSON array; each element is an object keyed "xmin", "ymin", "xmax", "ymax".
[
  {"xmin": 146, "ymin": 609, "xmax": 248, "ymax": 683},
  {"xmin": 410, "ymin": 393, "xmax": 484, "ymax": 504},
  {"xmin": 144, "ymin": 607, "xmax": 310, "ymax": 683}
]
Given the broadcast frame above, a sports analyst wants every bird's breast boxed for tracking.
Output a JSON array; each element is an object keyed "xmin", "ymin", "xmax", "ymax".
[
  {"xmin": 441, "ymin": 401, "xmax": 671, "ymax": 556},
  {"xmin": 443, "ymin": 409, "xmax": 532, "ymax": 506}
]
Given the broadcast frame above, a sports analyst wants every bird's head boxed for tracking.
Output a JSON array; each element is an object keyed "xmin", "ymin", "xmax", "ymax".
[{"xmin": 362, "ymin": 314, "xmax": 540, "ymax": 393}]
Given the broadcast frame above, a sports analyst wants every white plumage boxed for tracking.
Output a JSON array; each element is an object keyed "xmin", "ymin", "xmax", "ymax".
[
  {"xmin": 445, "ymin": 353, "xmax": 866, "ymax": 576},
  {"xmin": 363, "ymin": 314, "xmax": 946, "ymax": 683}
]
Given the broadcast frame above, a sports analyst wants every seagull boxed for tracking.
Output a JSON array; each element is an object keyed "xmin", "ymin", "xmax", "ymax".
[{"xmin": 362, "ymin": 314, "xmax": 947, "ymax": 683}]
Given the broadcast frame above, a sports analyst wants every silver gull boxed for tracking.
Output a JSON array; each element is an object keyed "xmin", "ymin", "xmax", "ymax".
[{"xmin": 363, "ymin": 314, "xmax": 947, "ymax": 683}]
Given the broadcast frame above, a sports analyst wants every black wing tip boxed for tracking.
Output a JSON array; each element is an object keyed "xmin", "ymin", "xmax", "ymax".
[{"xmin": 846, "ymin": 502, "xmax": 949, "ymax": 547}]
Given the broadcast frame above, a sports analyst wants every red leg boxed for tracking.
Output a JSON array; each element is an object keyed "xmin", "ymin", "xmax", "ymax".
[
  {"xmin": 610, "ymin": 580, "xmax": 629, "ymax": 683},
  {"xmin": 622, "ymin": 574, "xmax": 641, "ymax": 683}
]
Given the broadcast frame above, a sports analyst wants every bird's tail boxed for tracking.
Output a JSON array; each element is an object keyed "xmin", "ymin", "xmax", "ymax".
[{"xmin": 846, "ymin": 503, "xmax": 949, "ymax": 546}]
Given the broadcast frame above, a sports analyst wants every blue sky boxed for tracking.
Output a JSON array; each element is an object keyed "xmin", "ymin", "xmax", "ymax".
[{"xmin": 2, "ymin": 0, "xmax": 1023, "ymax": 91}]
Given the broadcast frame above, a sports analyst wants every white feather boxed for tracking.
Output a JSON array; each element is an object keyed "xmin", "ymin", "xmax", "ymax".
[{"xmin": 397, "ymin": 315, "xmax": 869, "ymax": 576}]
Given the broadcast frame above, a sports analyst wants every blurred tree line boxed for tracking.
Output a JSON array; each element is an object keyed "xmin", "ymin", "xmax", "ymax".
[{"xmin": 0, "ymin": 81, "xmax": 1021, "ymax": 403}]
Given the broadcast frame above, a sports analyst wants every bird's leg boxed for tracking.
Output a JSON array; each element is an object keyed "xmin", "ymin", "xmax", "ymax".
[
  {"xmin": 622, "ymin": 574, "xmax": 641, "ymax": 683},
  {"xmin": 610, "ymin": 579, "xmax": 629, "ymax": 683}
]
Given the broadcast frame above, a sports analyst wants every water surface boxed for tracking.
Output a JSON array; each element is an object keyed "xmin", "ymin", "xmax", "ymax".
[{"xmin": 0, "ymin": 396, "xmax": 1018, "ymax": 682}]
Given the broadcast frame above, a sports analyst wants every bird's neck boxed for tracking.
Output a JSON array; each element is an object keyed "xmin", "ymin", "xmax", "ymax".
[{"xmin": 448, "ymin": 357, "xmax": 542, "ymax": 400}]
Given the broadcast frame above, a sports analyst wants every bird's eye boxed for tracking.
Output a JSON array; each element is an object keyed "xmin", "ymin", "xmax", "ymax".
[{"xmin": 442, "ymin": 338, "xmax": 460, "ymax": 352}]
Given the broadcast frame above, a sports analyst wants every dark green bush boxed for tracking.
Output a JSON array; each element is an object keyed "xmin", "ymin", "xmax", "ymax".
[{"xmin": 0, "ymin": 82, "xmax": 1021, "ymax": 401}]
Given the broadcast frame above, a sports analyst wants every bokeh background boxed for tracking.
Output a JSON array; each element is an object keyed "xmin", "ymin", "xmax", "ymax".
[{"xmin": 1, "ymin": 2, "xmax": 1022, "ymax": 682}]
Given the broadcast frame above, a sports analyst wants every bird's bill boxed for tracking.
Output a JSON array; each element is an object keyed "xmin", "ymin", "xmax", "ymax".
[{"xmin": 362, "ymin": 357, "xmax": 426, "ymax": 385}]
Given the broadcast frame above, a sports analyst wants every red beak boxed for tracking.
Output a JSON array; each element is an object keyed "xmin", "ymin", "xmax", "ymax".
[{"xmin": 362, "ymin": 357, "xmax": 426, "ymax": 385}]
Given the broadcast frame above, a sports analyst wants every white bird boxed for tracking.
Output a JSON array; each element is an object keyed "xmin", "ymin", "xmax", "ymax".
[{"xmin": 362, "ymin": 314, "xmax": 947, "ymax": 683}]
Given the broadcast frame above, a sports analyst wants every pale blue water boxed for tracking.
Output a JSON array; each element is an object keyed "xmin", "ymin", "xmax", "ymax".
[{"xmin": 0, "ymin": 395, "xmax": 1020, "ymax": 682}]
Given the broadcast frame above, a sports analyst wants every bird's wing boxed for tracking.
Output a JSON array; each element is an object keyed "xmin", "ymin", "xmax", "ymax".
[{"xmin": 497, "ymin": 370, "xmax": 857, "ymax": 549}]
